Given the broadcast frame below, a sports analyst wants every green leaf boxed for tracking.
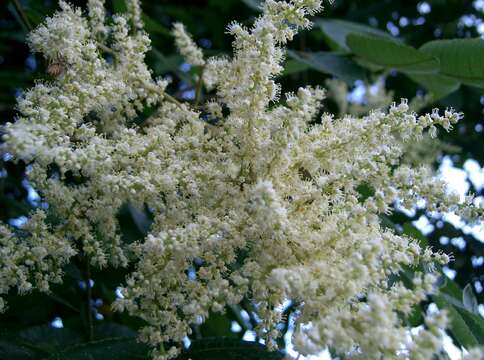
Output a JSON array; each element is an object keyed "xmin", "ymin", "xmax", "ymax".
[
  {"xmin": 93, "ymin": 322, "xmax": 138, "ymax": 339},
  {"xmin": 7, "ymin": 3, "xmax": 29, "ymax": 33},
  {"xmin": 178, "ymin": 338, "xmax": 285, "ymax": 360},
  {"xmin": 240, "ymin": 0, "xmax": 263, "ymax": 11},
  {"xmin": 200, "ymin": 313, "xmax": 236, "ymax": 338},
  {"xmin": 227, "ymin": 305, "xmax": 252, "ymax": 332},
  {"xmin": 0, "ymin": 325, "xmax": 85, "ymax": 360},
  {"xmin": 46, "ymin": 338, "xmax": 150, "ymax": 360},
  {"xmin": 435, "ymin": 285, "xmax": 484, "ymax": 345},
  {"xmin": 407, "ymin": 73, "xmax": 460, "ymax": 100},
  {"xmin": 449, "ymin": 293, "xmax": 484, "ymax": 344},
  {"xmin": 117, "ymin": 204, "xmax": 152, "ymax": 243},
  {"xmin": 16, "ymin": 325, "xmax": 84, "ymax": 354},
  {"xmin": 0, "ymin": 29, "xmax": 28, "ymax": 42},
  {"xmin": 346, "ymin": 33, "xmax": 439, "ymax": 74},
  {"xmin": 142, "ymin": 15, "xmax": 171, "ymax": 37},
  {"xmin": 402, "ymin": 222, "xmax": 428, "ymax": 247},
  {"xmin": 112, "ymin": 0, "xmax": 127, "ymax": 13},
  {"xmin": 420, "ymin": 38, "xmax": 484, "ymax": 88},
  {"xmin": 356, "ymin": 183, "xmax": 375, "ymax": 202},
  {"xmin": 316, "ymin": 19, "xmax": 396, "ymax": 52},
  {"xmin": 463, "ymin": 284, "xmax": 479, "ymax": 315},
  {"xmin": 281, "ymin": 59, "xmax": 310, "ymax": 77},
  {"xmin": 149, "ymin": 49, "xmax": 192, "ymax": 83},
  {"xmin": 440, "ymin": 277, "xmax": 464, "ymax": 300},
  {"xmin": 287, "ymin": 50, "xmax": 366, "ymax": 84},
  {"xmin": 433, "ymin": 294, "xmax": 479, "ymax": 348},
  {"xmin": 128, "ymin": 205, "xmax": 152, "ymax": 236},
  {"xmin": 0, "ymin": 338, "xmax": 45, "ymax": 360},
  {"xmin": 455, "ymin": 306, "xmax": 484, "ymax": 345},
  {"xmin": 406, "ymin": 306, "xmax": 424, "ymax": 327},
  {"xmin": 24, "ymin": 7, "xmax": 45, "ymax": 28}
]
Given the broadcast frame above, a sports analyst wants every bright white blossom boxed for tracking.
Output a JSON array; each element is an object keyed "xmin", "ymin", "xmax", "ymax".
[
  {"xmin": 1, "ymin": 0, "xmax": 482, "ymax": 359},
  {"xmin": 87, "ymin": 0, "xmax": 107, "ymax": 38}
]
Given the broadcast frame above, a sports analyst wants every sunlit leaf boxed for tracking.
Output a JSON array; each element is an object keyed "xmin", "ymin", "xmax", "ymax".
[
  {"xmin": 346, "ymin": 33, "xmax": 439, "ymax": 74},
  {"xmin": 316, "ymin": 18, "xmax": 396, "ymax": 52},
  {"xmin": 463, "ymin": 284, "xmax": 479, "ymax": 315},
  {"xmin": 420, "ymin": 38, "xmax": 484, "ymax": 88}
]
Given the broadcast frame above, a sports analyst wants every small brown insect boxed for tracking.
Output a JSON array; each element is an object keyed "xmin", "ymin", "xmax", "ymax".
[{"xmin": 47, "ymin": 59, "xmax": 65, "ymax": 77}]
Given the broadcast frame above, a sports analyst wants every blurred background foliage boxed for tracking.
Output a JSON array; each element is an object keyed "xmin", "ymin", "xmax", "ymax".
[{"xmin": 0, "ymin": 0, "xmax": 483, "ymax": 358}]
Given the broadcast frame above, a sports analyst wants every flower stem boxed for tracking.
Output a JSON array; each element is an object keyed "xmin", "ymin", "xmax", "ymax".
[
  {"xmin": 194, "ymin": 67, "xmax": 205, "ymax": 106},
  {"xmin": 85, "ymin": 257, "xmax": 94, "ymax": 341}
]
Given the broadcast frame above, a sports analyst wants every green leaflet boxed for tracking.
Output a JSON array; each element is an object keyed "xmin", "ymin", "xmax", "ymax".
[
  {"xmin": 287, "ymin": 50, "xmax": 366, "ymax": 84},
  {"xmin": 178, "ymin": 338, "xmax": 285, "ymax": 360},
  {"xmin": 346, "ymin": 33, "xmax": 440, "ymax": 74},
  {"xmin": 316, "ymin": 18, "xmax": 396, "ymax": 52},
  {"xmin": 45, "ymin": 338, "xmax": 150, "ymax": 360},
  {"xmin": 407, "ymin": 73, "xmax": 460, "ymax": 100},
  {"xmin": 433, "ymin": 294, "xmax": 483, "ymax": 348},
  {"xmin": 420, "ymin": 38, "xmax": 484, "ymax": 88}
]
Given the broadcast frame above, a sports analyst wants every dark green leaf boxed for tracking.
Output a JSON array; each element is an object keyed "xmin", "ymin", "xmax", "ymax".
[
  {"xmin": 46, "ymin": 338, "xmax": 150, "ymax": 360},
  {"xmin": 128, "ymin": 205, "xmax": 152, "ymax": 236},
  {"xmin": 7, "ymin": 3, "xmax": 29, "ymax": 33},
  {"xmin": 178, "ymin": 338, "xmax": 285, "ymax": 360},
  {"xmin": 143, "ymin": 15, "xmax": 171, "ymax": 37},
  {"xmin": 117, "ymin": 204, "xmax": 152, "ymax": 243},
  {"xmin": 200, "ymin": 313, "xmax": 236, "ymax": 338},
  {"xmin": 0, "ymin": 325, "xmax": 84, "ymax": 360},
  {"xmin": 93, "ymin": 322, "xmax": 138, "ymax": 339},
  {"xmin": 240, "ymin": 0, "xmax": 263, "ymax": 11},
  {"xmin": 0, "ymin": 338, "xmax": 45, "ymax": 360},
  {"xmin": 287, "ymin": 50, "xmax": 366, "ymax": 84},
  {"xmin": 356, "ymin": 183, "xmax": 375, "ymax": 202},
  {"xmin": 346, "ymin": 33, "xmax": 439, "ymax": 74},
  {"xmin": 112, "ymin": 0, "xmax": 127, "ymax": 13},
  {"xmin": 281, "ymin": 59, "xmax": 310, "ymax": 77},
  {"xmin": 406, "ymin": 306, "xmax": 424, "ymax": 327},
  {"xmin": 149, "ymin": 49, "xmax": 192, "ymax": 83},
  {"xmin": 17, "ymin": 325, "xmax": 84, "ymax": 353}
]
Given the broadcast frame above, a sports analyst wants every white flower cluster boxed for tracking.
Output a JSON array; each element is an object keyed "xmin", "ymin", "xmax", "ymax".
[
  {"xmin": 172, "ymin": 23, "xmax": 205, "ymax": 67},
  {"xmin": 1, "ymin": 0, "xmax": 482, "ymax": 359},
  {"xmin": 0, "ymin": 210, "xmax": 76, "ymax": 312}
]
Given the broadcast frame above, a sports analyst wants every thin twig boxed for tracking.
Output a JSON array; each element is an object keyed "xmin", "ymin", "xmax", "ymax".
[
  {"xmin": 97, "ymin": 43, "xmax": 115, "ymax": 55},
  {"xmin": 164, "ymin": 93, "xmax": 183, "ymax": 107},
  {"xmin": 194, "ymin": 67, "xmax": 205, "ymax": 106},
  {"xmin": 13, "ymin": 0, "xmax": 33, "ymax": 31},
  {"xmin": 85, "ymin": 258, "xmax": 94, "ymax": 342}
]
